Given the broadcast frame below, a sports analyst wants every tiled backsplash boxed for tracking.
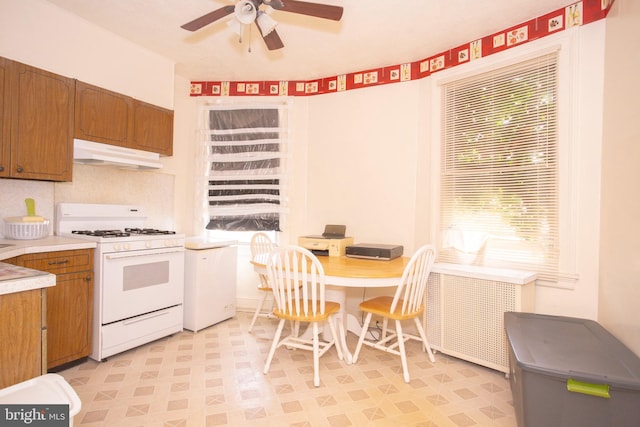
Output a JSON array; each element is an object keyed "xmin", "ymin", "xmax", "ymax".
[
  {"xmin": 0, "ymin": 179, "xmax": 55, "ymax": 237},
  {"xmin": 1, "ymin": 164, "xmax": 176, "ymax": 238}
]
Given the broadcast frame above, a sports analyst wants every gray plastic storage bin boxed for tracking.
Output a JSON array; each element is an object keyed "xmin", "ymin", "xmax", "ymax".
[{"xmin": 504, "ymin": 312, "xmax": 640, "ymax": 427}]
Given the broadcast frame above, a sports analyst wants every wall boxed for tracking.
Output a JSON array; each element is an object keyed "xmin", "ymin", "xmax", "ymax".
[
  {"xmin": 0, "ymin": 0, "xmax": 174, "ymax": 108},
  {"xmin": 304, "ymin": 83, "xmax": 426, "ymax": 251},
  {"xmin": 599, "ymin": 0, "xmax": 640, "ymax": 354},
  {"xmin": 0, "ymin": 0, "xmax": 178, "ymax": 232}
]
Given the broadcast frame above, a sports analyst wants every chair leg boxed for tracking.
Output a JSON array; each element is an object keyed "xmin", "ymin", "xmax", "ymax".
[
  {"xmin": 413, "ymin": 317, "xmax": 436, "ymax": 363},
  {"xmin": 312, "ymin": 322, "xmax": 320, "ymax": 387},
  {"xmin": 396, "ymin": 320, "xmax": 411, "ymax": 383},
  {"xmin": 248, "ymin": 291, "xmax": 269, "ymax": 333},
  {"xmin": 326, "ymin": 315, "xmax": 344, "ymax": 361},
  {"xmin": 352, "ymin": 312, "xmax": 373, "ymax": 363},
  {"xmin": 293, "ymin": 320, "xmax": 300, "ymax": 338},
  {"xmin": 381, "ymin": 317, "xmax": 389, "ymax": 340},
  {"xmin": 264, "ymin": 319, "xmax": 285, "ymax": 374}
]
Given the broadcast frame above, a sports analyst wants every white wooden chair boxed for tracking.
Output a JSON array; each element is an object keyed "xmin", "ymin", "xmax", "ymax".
[
  {"xmin": 248, "ymin": 232, "xmax": 276, "ymax": 333},
  {"xmin": 263, "ymin": 245, "xmax": 345, "ymax": 387},
  {"xmin": 352, "ymin": 244, "xmax": 437, "ymax": 383}
]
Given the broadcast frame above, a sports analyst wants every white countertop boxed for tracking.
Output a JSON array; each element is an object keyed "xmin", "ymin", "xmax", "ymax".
[
  {"xmin": 184, "ymin": 236, "xmax": 237, "ymax": 250},
  {"xmin": 0, "ymin": 235, "xmax": 97, "ymax": 295},
  {"xmin": 0, "ymin": 263, "xmax": 55, "ymax": 296},
  {"xmin": 0, "ymin": 235, "xmax": 97, "ymax": 261}
]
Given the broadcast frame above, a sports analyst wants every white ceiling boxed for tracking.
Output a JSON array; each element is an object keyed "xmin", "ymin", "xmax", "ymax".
[{"xmin": 43, "ymin": 0, "xmax": 572, "ymax": 82}]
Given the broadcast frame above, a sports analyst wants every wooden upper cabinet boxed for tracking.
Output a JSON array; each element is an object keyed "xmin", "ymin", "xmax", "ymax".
[
  {"xmin": 9, "ymin": 61, "xmax": 75, "ymax": 181},
  {"xmin": 0, "ymin": 57, "xmax": 10, "ymax": 178},
  {"xmin": 75, "ymin": 80, "xmax": 131, "ymax": 148},
  {"xmin": 75, "ymin": 80, "xmax": 174, "ymax": 156},
  {"xmin": 0, "ymin": 59, "xmax": 75, "ymax": 182},
  {"xmin": 131, "ymin": 100, "xmax": 174, "ymax": 156}
]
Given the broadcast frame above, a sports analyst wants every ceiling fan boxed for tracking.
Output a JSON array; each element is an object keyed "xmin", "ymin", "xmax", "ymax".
[{"xmin": 181, "ymin": 0, "xmax": 344, "ymax": 51}]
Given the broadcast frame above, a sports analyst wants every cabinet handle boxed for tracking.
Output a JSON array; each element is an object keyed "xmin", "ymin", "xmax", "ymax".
[
  {"xmin": 16, "ymin": 166, "xmax": 23, "ymax": 173},
  {"xmin": 48, "ymin": 259, "xmax": 69, "ymax": 265},
  {"xmin": 85, "ymin": 276, "xmax": 91, "ymax": 282},
  {"xmin": 0, "ymin": 166, "xmax": 4, "ymax": 172}
]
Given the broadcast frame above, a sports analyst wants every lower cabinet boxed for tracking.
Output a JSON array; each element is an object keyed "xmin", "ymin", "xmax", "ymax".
[
  {"xmin": 15, "ymin": 249, "xmax": 94, "ymax": 370},
  {"xmin": 0, "ymin": 288, "xmax": 45, "ymax": 388},
  {"xmin": 45, "ymin": 271, "xmax": 93, "ymax": 368}
]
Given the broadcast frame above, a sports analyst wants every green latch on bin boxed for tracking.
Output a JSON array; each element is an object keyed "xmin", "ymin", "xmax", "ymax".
[{"xmin": 567, "ymin": 378, "xmax": 610, "ymax": 398}]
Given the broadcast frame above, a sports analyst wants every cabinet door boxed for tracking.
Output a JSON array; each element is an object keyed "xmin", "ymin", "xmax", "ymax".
[
  {"xmin": 131, "ymin": 100, "xmax": 174, "ymax": 156},
  {"xmin": 0, "ymin": 289, "xmax": 42, "ymax": 388},
  {"xmin": 75, "ymin": 80, "xmax": 131, "ymax": 148},
  {"xmin": 10, "ymin": 61, "xmax": 75, "ymax": 181},
  {"xmin": 46, "ymin": 271, "xmax": 93, "ymax": 369},
  {"xmin": 0, "ymin": 57, "xmax": 10, "ymax": 177},
  {"xmin": 17, "ymin": 249, "xmax": 94, "ymax": 369}
]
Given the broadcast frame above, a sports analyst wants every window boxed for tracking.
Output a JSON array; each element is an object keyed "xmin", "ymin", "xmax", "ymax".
[
  {"xmin": 197, "ymin": 103, "xmax": 289, "ymax": 242},
  {"xmin": 438, "ymin": 52, "xmax": 560, "ymax": 281}
]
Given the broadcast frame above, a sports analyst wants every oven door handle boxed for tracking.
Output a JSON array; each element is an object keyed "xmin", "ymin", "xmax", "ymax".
[{"xmin": 105, "ymin": 247, "xmax": 184, "ymax": 260}]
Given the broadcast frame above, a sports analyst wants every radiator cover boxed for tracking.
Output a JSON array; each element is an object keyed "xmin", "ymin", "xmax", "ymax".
[{"xmin": 424, "ymin": 265, "xmax": 536, "ymax": 373}]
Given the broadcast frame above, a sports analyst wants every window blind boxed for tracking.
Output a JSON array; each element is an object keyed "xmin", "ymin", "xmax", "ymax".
[
  {"xmin": 204, "ymin": 105, "xmax": 289, "ymax": 232},
  {"xmin": 439, "ymin": 52, "xmax": 559, "ymax": 281}
]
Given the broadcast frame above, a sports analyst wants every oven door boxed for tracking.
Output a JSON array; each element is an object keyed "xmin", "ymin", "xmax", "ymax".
[{"xmin": 101, "ymin": 247, "xmax": 185, "ymax": 324}]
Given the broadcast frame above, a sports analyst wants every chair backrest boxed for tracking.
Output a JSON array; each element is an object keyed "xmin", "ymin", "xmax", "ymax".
[
  {"xmin": 266, "ymin": 245, "xmax": 327, "ymax": 317},
  {"xmin": 390, "ymin": 245, "xmax": 436, "ymax": 316},
  {"xmin": 250, "ymin": 232, "xmax": 275, "ymax": 260},
  {"xmin": 251, "ymin": 232, "xmax": 276, "ymax": 288}
]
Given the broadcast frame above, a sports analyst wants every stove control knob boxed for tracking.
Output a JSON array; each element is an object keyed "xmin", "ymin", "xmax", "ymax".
[
  {"xmin": 114, "ymin": 244, "xmax": 121, "ymax": 252},
  {"xmin": 145, "ymin": 241, "xmax": 153, "ymax": 249},
  {"xmin": 124, "ymin": 243, "xmax": 131, "ymax": 251}
]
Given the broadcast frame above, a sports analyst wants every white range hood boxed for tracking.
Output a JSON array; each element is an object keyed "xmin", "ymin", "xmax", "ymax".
[{"xmin": 73, "ymin": 139, "xmax": 163, "ymax": 170}]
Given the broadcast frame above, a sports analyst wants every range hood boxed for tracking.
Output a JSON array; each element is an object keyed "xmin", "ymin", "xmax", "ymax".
[{"xmin": 73, "ymin": 139, "xmax": 163, "ymax": 170}]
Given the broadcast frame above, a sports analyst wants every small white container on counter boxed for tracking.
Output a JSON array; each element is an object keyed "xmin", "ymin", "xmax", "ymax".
[{"xmin": 3, "ymin": 219, "xmax": 50, "ymax": 240}]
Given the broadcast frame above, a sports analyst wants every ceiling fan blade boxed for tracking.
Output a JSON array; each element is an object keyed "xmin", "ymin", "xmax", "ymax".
[
  {"xmin": 270, "ymin": 0, "xmax": 344, "ymax": 21},
  {"xmin": 258, "ymin": 26, "xmax": 285, "ymax": 50},
  {"xmin": 181, "ymin": 5, "xmax": 235, "ymax": 31}
]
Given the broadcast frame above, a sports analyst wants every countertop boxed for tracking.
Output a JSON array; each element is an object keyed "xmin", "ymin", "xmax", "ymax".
[
  {"xmin": 0, "ymin": 235, "xmax": 97, "ymax": 296},
  {"xmin": 0, "ymin": 235, "xmax": 97, "ymax": 261},
  {"xmin": 0, "ymin": 263, "xmax": 55, "ymax": 296}
]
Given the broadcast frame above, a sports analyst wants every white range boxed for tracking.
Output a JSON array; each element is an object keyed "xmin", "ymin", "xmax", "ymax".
[{"xmin": 56, "ymin": 203, "xmax": 185, "ymax": 361}]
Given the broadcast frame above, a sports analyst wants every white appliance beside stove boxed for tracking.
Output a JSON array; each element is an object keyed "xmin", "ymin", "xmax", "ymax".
[
  {"xmin": 183, "ymin": 237, "xmax": 238, "ymax": 332},
  {"xmin": 56, "ymin": 203, "xmax": 185, "ymax": 361}
]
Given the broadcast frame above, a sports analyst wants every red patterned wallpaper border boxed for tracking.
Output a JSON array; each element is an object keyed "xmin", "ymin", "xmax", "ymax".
[{"xmin": 189, "ymin": 0, "xmax": 613, "ymax": 97}]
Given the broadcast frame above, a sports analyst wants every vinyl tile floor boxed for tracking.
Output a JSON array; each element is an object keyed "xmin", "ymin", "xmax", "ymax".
[{"xmin": 58, "ymin": 311, "xmax": 518, "ymax": 427}]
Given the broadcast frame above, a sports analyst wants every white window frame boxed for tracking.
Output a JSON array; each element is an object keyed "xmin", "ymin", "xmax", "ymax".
[
  {"xmin": 430, "ymin": 30, "xmax": 581, "ymax": 288},
  {"xmin": 195, "ymin": 99, "xmax": 292, "ymax": 245}
]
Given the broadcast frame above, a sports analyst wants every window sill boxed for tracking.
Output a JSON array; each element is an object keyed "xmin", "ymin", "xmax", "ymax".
[{"xmin": 432, "ymin": 262, "xmax": 538, "ymax": 285}]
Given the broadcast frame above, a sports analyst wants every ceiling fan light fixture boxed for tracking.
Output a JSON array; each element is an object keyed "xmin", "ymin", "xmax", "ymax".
[
  {"xmin": 234, "ymin": 0, "xmax": 257, "ymax": 25},
  {"xmin": 226, "ymin": 17, "xmax": 243, "ymax": 36},
  {"xmin": 256, "ymin": 11, "xmax": 278, "ymax": 36}
]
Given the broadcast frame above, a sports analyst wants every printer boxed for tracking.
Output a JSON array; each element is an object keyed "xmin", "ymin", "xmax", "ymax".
[{"xmin": 298, "ymin": 224, "xmax": 354, "ymax": 256}]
